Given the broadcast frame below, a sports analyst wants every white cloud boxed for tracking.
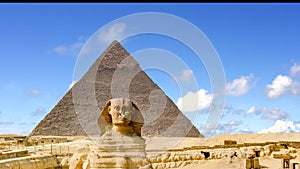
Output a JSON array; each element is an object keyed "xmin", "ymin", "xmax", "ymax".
[
  {"xmin": 200, "ymin": 123, "xmax": 218, "ymax": 137},
  {"xmin": 227, "ymin": 120, "xmax": 243, "ymax": 126},
  {"xmin": 52, "ymin": 36, "xmax": 85, "ymax": 56},
  {"xmin": 31, "ymin": 107, "xmax": 46, "ymax": 116},
  {"xmin": 175, "ymin": 69, "xmax": 193, "ymax": 82},
  {"xmin": 262, "ymin": 107, "xmax": 288, "ymax": 120},
  {"xmin": 239, "ymin": 128, "xmax": 254, "ymax": 134},
  {"xmin": 53, "ymin": 42, "xmax": 83, "ymax": 55},
  {"xmin": 223, "ymin": 103, "xmax": 233, "ymax": 110},
  {"xmin": 177, "ymin": 89, "xmax": 213, "ymax": 112},
  {"xmin": 226, "ymin": 74, "xmax": 254, "ymax": 96},
  {"xmin": 290, "ymin": 63, "xmax": 300, "ymax": 77},
  {"xmin": 219, "ymin": 103, "xmax": 245, "ymax": 115},
  {"xmin": 245, "ymin": 105, "xmax": 260, "ymax": 115},
  {"xmin": 27, "ymin": 89, "xmax": 41, "ymax": 97},
  {"xmin": 291, "ymin": 82, "xmax": 300, "ymax": 95},
  {"xmin": 17, "ymin": 122, "xmax": 36, "ymax": 126},
  {"xmin": 266, "ymin": 63, "xmax": 300, "ymax": 99},
  {"xmin": 97, "ymin": 22, "xmax": 126, "ymax": 44},
  {"xmin": 221, "ymin": 103, "xmax": 233, "ymax": 113},
  {"xmin": 259, "ymin": 120, "xmax": 300, "ymax": 133},
  {"xmin": 206, "ymin": 120, "xmax": 243, "ymax": 135},
  {"xmin": 0, "ymin": 121, "xmax": 14, "ymax": 125},
  {"xmin": 266, "ymin": 75, "xmax": 293, "ymax": 99},
  {"xmin": 246, "ymin": 106, "xmax": 256, "ymax": 114},
  {"xmin": 69, "ymin": 81, "xmax": 78, "ymax": 89},
  {"xmin": 53, "ymin": 45, "xmax": 68, "ymax": 54}
]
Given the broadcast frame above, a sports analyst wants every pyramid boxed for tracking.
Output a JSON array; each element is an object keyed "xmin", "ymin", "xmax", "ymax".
[{"xmin": 30, "ymin": 41, "xmax": 202, "ymax": 138}]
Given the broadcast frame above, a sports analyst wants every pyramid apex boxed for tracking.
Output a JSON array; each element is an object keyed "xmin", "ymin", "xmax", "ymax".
[
  {"xmin": 102, "ymin": 40, "xmax": 124, "ymax": 54},
  {"xmin": 109, "ymin": 40, "xmax": 120, "ymax": 47}
]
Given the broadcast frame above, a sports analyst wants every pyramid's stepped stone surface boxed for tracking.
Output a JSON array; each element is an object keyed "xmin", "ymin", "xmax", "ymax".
[
  {"xmin": 30, "ymin": 90, "xmax": 86, "ymax": 136},
  {"xmin": 30, "ymin": 41, "xmax": 202, "ymax": 138}
]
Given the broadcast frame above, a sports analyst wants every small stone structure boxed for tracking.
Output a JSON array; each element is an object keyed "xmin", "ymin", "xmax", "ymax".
[
  {"xmin": 224, "ymin": 140, "xmax": 237, "ymax": 145},
  {"xmin": 245, "ymin": 156, "xmax": 260, "ymax": 169},
  {"xmin": 283, "ymin": 158, "xmax": 290, "ymax": 169},
  {"xmin": 26, "ymin": 136, "xmax": 68, "ymax": 146},
  {"xmin": 292, "ymin": 163, "xmax": 299, "ymax": 169},
  {"xmin": 274, "ymin": 154, "xmax": 296, "ymax": 169}
]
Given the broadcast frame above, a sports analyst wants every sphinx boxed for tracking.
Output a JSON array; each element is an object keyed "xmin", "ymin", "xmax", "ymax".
[{"xmin": 69, "ymin": 98, "xmax": 152, "ymax": 169}]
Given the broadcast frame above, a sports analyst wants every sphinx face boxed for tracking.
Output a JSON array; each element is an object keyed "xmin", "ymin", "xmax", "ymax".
[{"xmin": 109, "ymin": 98, "xmax": 133, "ymax": 126}]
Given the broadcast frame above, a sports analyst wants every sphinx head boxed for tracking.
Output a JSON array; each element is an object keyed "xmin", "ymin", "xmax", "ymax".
[{"xmin": 98, "ymin": 98, "xmax": 144, "ymax": 136}]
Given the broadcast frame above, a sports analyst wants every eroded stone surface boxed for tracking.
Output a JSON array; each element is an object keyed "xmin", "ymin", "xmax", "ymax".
[{"xmin": 69, "ymin": 98, "xmax": 152, "ymax": 169}]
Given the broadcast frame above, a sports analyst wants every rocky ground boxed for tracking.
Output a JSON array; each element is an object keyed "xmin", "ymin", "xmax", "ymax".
[{"xmin": 1, "ymin": 133, "xmax": 300, "ymax": 169}]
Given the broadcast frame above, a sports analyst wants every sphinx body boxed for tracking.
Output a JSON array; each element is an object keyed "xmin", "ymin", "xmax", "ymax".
[{"xmin": 69, "ymin": 98, "xmax": 152, "ymax": 169}]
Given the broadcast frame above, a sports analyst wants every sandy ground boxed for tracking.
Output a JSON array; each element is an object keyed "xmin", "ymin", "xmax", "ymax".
[
  {"xmin": 179, "ymin": 159, "xmax": 245, "ymax": 169},
  {"xmin": 145, "ymin": 133, "xmax": 300, "ymax": 169},
  {"xmin": 145, "ymin": 132, "xmax": 300, "ymax": 151},
  {"xmin": 203, "ymin": 132, "xmax": 300, "ymax": 146}
]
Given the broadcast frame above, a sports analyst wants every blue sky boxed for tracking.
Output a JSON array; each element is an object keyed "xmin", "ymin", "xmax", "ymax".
[{"xmin": 0, "ymin": 3, "xmax": 300, "ymax": 136}]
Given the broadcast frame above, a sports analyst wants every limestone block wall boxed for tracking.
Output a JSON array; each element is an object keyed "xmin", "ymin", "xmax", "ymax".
[
  {"xmin": 0, "ymin": 154, "xmax": 58, "ymax": 169},
  {"xmin": 0, "ymin": 150, "xmax": 28, "ymax": 160},
  {"xmin": 147, "ymin": 150, "xmax": 206, "ymax": 169},
  {"xmin": 146, "ymin": 143, "xmax": 298, "ymax": 169}
]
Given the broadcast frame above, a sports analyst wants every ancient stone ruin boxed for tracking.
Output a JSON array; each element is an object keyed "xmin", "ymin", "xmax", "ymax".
[
  {"xmin": 1, "ymin": 132, "xmax": 300, "ymax": 168},
  {"xmin": 68, "ymin": 98, "xmax": 152, "ymax": 169},
  {"xmin": 30, "ymin": 41, "xmax": 202, "ymax": 138}
]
